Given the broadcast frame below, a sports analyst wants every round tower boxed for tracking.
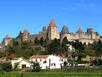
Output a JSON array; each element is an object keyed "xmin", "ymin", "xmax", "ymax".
[
  {"xmin": 60, "ymin": 25, "xmax": 69, "ymax": 43},
  {"xmin": 61, "ymin": 24, "xmax": 69, "ymax": 34}
]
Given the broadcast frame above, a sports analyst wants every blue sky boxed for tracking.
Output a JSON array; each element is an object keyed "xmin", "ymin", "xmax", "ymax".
[{"xmin": 0, "ymin": 0, "xmax": 102, "ymax": 42}]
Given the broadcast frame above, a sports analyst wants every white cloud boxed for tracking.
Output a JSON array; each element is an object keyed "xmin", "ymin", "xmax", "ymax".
[
  {"xmin": 61, "ymin": 0, "xmax": 96, "ymax": 11},
  {"xmin": 77, "ymin": 0, "xmax": 96, "ymax": 8},
  {"xmin": 77, "ymin": 3, "xmax": 95, "ymax": 8}
]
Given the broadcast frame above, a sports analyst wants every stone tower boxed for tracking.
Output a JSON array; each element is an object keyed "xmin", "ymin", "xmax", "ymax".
[
  {"xmin": 76, "ymin": 27, "xmax": 83, "ymax": 39},
  {"xmin": 3, "ymin": 34, "xmax": 12, "ymax": 46},
  {"xmin": 23, "ymin": 29, "xmax": 30, "ymax": 42},
  {"xmin": 60, "ymin": 25, "xmax": 69, "ymax": 42},
  {"xmin": 61, "ymin": 24, "xmax": 69, "ymax": 34},
  {"xmin": 48, "ymin": 19, "xmax": 59, "ymax": 40}
]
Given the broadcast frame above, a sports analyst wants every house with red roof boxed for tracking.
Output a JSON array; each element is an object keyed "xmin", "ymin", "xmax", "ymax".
[
  {"xmin": 12, "ymin": 57, "xmax": 31, "ymax": 69},
  {"xmin": 11, "ymin": 55, "xmax": 67, "ymax": 69},
  {"xmin": 30, "ymin": 55, "xmax": 67, "ymax": 69}
]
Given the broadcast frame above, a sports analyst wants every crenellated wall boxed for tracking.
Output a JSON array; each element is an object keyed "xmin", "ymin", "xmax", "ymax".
[{"xmin": 60, "ymin": 32, "xmax": 100, "ymax": 45}]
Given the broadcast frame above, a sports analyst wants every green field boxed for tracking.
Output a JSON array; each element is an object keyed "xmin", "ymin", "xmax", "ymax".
[
  {"xmin": 0, "ymin": 68, "xmax": 102, "ymax": 77},
  {"xmin": 0, "ymin": 72, "xmax": 102, "ymax": 77}
]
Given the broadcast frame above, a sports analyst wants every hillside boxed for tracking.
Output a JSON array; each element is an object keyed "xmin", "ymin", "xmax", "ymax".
[{"xmin": 0, "ymin": 33, "xmax": 102, "ymax": 65}]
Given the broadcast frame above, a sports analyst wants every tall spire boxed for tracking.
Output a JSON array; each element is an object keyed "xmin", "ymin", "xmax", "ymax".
[
  {"xmin": 5, "ymin": 34, "xmax": 10, "ymax": 39},
  {"xmin": 48, "ymin": 19, "xmax": 57, "ymax": 27},
  {"xmin": 61, "ymin": 24, "xmax": 69, "ymax": 34},
  {"xmin": 77, "ymin": 27, "xmax": 83, "ymax": 33},
  {"xmin": 23, "ymin": 29, "xmax": 29, "ymax": 34}
]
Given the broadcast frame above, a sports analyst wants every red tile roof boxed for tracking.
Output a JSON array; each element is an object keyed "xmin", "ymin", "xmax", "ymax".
[
  {"xmin": 48, "ymin": 19, "xmax": 57, "ymax": 27},
  {"xmin": 13, "ymin": 57, "xmax": 30, "ymax": 63},
  {"xmin": 56, "ymin": 56, "xmax": 65, "ymax": 58},
  {"xmin": 24, "ymin": 29, "xmax": 29, "ymax": 34},
  {"xmin": 77, "ymin": 28, "xmax": 83, "ymax": 33},
  {"xmin": 6, "ymin": 34, "xmax": 10, "ymax": 39},
  {"xmin": 30, "ymin": 55, "xmax": 49, "ymax": 59},
  {"xmin": 24, "ymin": 59, "xmax": 31, "ymax": 63},
  {"xmin": 13, "ymin": 57, "xmax": 19, "ymax": 60},
  {"xmin": 30, "ymin": 55, "xmax": 65, "ymax": 59}
]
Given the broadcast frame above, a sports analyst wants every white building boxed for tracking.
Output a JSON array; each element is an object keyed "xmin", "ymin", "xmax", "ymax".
[
  {"xmin": 30, "ymin": 55, "xmax": 67, "ymax": 69},
  {"xmin": 11, "ymin": 58, "xmax": 31, "ymax": 69},
  {"xmin": 66, "ymin": 44, "xmax": 75, "ymax": 51}
]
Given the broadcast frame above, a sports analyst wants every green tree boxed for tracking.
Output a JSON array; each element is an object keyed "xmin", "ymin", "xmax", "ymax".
[
  {"xmin": 32, "ymin": 62, "xmax": 41, "ymax": 72},
  {"xmin": 34, "ymin": 38, "xmax": 39, "ymax": 45},
  {"xmin": 47, "ymin": 38, "xmax": 60, "ymax": 54},
  {"xmin": 14, "ymin": 62, "xmax": 19, "ymax": 69},
  {"xmin": 78, "ymin": 53, "xmax": 87, "ymax": 61},
  {"xmin": 1, "ymin": 62, "xmax": 12, "ymax": 72},
  {"xmin": 62, "ymin": 37, "xmax": 69, "ymax": 45},
  {"xmin": 16, "ymin": 31, "xmax": 23, "ymax": 39},
  {"xmin": 94, "ymin": 40, "xmax": 102, "ymax": 57},
  {"xmin": 61, "ymin": 37, "xmax": 70, "ymax": 54},
  {"xmin": 40, "ymin": 37, "xmax": 44, "ymax": 45},
  {"xmin": 0, "ymin": 52, "xmax": 5, "ymax": 58},
  {"xmin": 72, "ymin": 40, "xmax": 85, "ymax": 51}
]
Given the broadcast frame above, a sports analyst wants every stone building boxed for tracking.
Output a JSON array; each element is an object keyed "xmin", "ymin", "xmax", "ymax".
[
  {"xmin": 23, "ymin": 29, "xmax": 30, "ymax": 42},
  {"xmin": 2, "ymin": 34, "xmax": 12, "ymax": 46},
  {"xmin": 22, "ymin": 19, "xmax": 60, "ymax": 42},
  {"xmin": 0, "ymin": 34, "xmax": 12, "ymax": 51},
  {"xmin": 0, "ymin": 19, "xmax": 101, "ymax": 51},
  {"xmin": 47, "ymin": 19, "xmax": 59, "ymax": 40},
  {"xmin": 60, "ymin": 25, "xmax": 100, "ymax": 45},
  {"xmin": 22, "ymin": 20, "xmax": 100, "ymax": 45}
]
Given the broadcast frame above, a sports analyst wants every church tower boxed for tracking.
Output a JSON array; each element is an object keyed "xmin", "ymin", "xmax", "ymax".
[{"xmin": 48, "ymin": 19, "xmax": 59, "ymax": 40}]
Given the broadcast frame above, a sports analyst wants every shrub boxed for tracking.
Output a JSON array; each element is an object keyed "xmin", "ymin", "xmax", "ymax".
[
  {"xmin": 1, "ymin": 62, "xmax": 12, "ymax": 72},
  {"xmin": 32, "ymin": 62, "xmax": 41, "ymax": 72},
  {"xmin": 14, "ymin": 62, "xmax": 19, "ymax": 69},
  {"xmin": 0, "ymin": 52, "xmax": 5, "ymax": 58}
]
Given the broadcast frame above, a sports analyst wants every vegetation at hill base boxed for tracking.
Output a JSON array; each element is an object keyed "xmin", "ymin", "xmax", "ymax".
[
  {"xmin": 0, "ymin": 62, "xmax": 12, "ymax": 72},
  {"xmin": 0, "ymin": 32, "xmax": 102, "ymax": 66}
]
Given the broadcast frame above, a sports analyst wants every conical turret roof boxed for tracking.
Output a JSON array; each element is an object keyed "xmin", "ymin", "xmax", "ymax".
[
  {"xmin": 77, "ymin": 27, "xmax": 83, "ymax": 33},
  {"xmin": 61, "ymin": 25, "xmax": 69, "ymax": 34},
  {"xmin": 5, "ymin": 34, "xmax": 10, "ymax": 39},
  {"xmin": 23, "ymin": 29, "xmax": 29, "ymax": 34},
  {"xmin": 48, "ymin": 19, "xmax": 57, "ymax": 27}
]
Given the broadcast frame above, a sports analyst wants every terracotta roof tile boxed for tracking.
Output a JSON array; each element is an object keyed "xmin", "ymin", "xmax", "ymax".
[
  {"xmin": 24, "ymin": 29, "xmax": 29, "ymax": 34},
  {"xmin": 13, "ymin": 57, "xmax": 19, "ymax": 60},
  {"xmin": 77, "ymin": 28, "xmax": 83, "ymax": 33},
  {"xmin": 48, "ymin": 19, "xmax": 57, "ymax": 27},
  {"xmin": 56, "ymin": 56, "xmax": 65, "ymax": 58},
  {"xmin": 5, "ymin": 34, "xmax": 10, "ymax": 39},
  {"xmin": 24, "ymin": 59, "xmax": 31, "ymax": 63},
  {"xmin": 30, "ymin": 55, "xmax": 65, "ymax": 59},
  {"xmin": 30, "ymin": 55, "xmax": 49, "ymax": 59}
]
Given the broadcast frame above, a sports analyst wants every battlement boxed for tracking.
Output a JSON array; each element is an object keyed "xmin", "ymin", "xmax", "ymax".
[
  {"xmin": 60, "ymin": 26, "xmax": 100, "ymax": 44},
  {"xmin": 0, "ymin": 19, "xmax": 101, "ymax": 50},
  {"xmin": 43, "ymin": 26, "xmax": 48, "ymax": 31}
]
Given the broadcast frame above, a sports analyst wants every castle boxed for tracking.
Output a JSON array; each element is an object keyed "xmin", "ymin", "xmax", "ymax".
[{"xmin": 0, "ymin": 19, "xmax": 101, "ymax": 51}]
